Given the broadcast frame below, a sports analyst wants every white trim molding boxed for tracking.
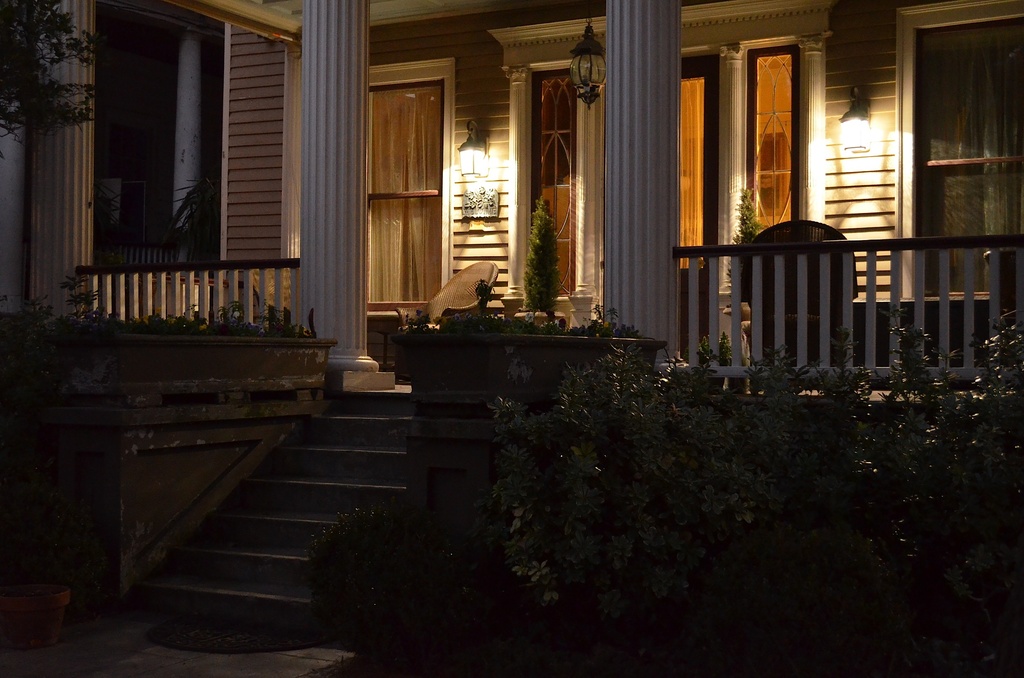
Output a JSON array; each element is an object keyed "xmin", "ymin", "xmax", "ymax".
[{"xmin": 896, "ymin": 0, "xmax": 1024, "ymax": 239}]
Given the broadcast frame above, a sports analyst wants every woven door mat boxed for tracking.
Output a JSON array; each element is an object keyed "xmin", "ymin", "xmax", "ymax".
[{"xmin": 147, "ymin": 615, "xmax": 329, "ymax": 654}]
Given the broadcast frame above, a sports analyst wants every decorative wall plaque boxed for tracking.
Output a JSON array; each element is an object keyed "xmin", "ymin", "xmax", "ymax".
[{"xmin": 462, "ymin": 185, "xmax": 500, "ymax": 219}]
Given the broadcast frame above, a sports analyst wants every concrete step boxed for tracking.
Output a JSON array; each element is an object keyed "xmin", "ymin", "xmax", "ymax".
[
  {"xmin": 305, "ymin": 414, "xmax": 411, "ymax": 448},
  {"xmin": 201, "ymin": 509, "xmax": 336, "ymax": 550},
  {"xmin": 325, "ymin": 391, "xmax": 414, "ymax": 417},
  {"xmin": 261, "ymin": 445, "xmax": 408, "ymax": 483},
  {"xmin": 134, "ymin": 574, "xmax": 316, "ymax": 632},
  {"xmin": 239, "ymin": 477, "xmax": 404, "ymax": 514},
  {"xmin": 167, "ymin": 544, "xmax": 307, "ymax": 588}
]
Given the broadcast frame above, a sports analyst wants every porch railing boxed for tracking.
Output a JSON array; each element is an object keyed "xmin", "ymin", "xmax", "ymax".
[
  {"xmin": 74, "ymin": 258, "xmax": 301, "ymax": 325},
  {"xmin": 673, "ymin": 234, "xmax": 1024, "ymax": 380}
]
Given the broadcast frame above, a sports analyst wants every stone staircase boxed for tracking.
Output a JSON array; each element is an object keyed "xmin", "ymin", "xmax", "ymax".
[{"xmin": 133, "ymin": 391, "xmax": 413, "ymax": 631}]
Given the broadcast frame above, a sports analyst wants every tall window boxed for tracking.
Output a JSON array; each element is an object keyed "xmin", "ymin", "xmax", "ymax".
[
  {"xmin": 680, "ymin": 55, "xmax": 719, "ymax": 255},
  {"xmin": 748, "ymin": 46, "xmax": 798, "ymax": 226},
  {"xmin": 533, "ymin": 72, "xmax": 576, "ymax": 296},
  {"xmin": 916, "ymin": 19, "xmax": 1023, "ymax": 241},
  {"xmin": 367, "ymin": 83, "xmax": 443, "ymax": 304}
]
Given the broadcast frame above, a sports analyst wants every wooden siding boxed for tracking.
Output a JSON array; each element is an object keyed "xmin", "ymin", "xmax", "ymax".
[{"xmin": 224, "ymin": 26, "xmax": 284, "ymax": 260}]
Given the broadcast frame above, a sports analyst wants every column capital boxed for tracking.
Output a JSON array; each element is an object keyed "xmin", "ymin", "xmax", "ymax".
[
  {"xmin": 503, "ymin": 64, "xmax": 530, "ymax": 83},
  {"xmin": 798, "ymin": 32, "xmax": 830, "ymax": 53},
  {"xmin": 720, "ymin": 43, "xmax": 743, "ymax": 60}
]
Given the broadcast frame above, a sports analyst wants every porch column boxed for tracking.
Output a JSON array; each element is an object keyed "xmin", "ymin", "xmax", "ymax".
[
  {"xmin": 0, "ymin": 135, "xmax": 25, "ymax": 312},
  {"xmin": 281, "ymin": 44, "xmax": 301, "ymax": 258},
  {"xmin": 799, "ymin": 33, "xmax": 828, "ymax": 223},
  {"xmin": 501, "ymin": 65, "xmax": 530, "ymax": 317},
  {"xmin": 719, "ymin": 43, "xmax": 745, "ymax": 250},
  {"xmin": 173, "ymin": 28, "xmax": 202, "ymax": 215},
  {"xmin": 301, "ymin": 0, "xmax": 390, "ymax": 391},
  {"xmin": 569, "ymin": 96, "xmax": 605, "ymax": 324},
  {"xmin": 605, "ymin": 0, "xmax": 680, "ymax": 357},
  {"xmin": 29, "ymin": 0, "xmax": 95, "ymax": 309}
]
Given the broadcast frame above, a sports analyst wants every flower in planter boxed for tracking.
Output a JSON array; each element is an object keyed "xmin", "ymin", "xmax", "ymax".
[{"xmin": 400, "ymin": 305, "xmax": 643, "ymax": 339}]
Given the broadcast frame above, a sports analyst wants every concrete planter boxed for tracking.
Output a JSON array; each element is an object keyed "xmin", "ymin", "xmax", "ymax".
[
  {"xmin": 53, "ymin": 335, "xmax": 336, "ymax": 407},
  {"xmin": 391, "ymin": 333, "xmax": 666, "ymax": 413}
]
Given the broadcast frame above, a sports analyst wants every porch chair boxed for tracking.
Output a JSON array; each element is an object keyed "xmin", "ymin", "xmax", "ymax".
[
  {"xmin": 739, "ymin": 219, "xmax": 848, "ymax": 363},
  {"xmin": 396, "ymin": 261, "xmax": 499, "ymax": 326}
]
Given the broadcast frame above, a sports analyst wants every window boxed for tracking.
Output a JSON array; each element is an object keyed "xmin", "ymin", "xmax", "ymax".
[
  {"xmin": 367, "ymin": 82, "xmax": 443, "ymax": 304},
  {"xmin": 680, "ymin": 55, "xmax": 720, "ymax": 253},
  {"xmin": 532, "ymin": 72, "xmax": 577, "ymax": 295},
  {"xmin": 915, "ymin": 19, "xmax": 1023, "ymax": 240},
  {"xmin": 748, "ymin": 46, "xmax": 799, "ymax": 227}
]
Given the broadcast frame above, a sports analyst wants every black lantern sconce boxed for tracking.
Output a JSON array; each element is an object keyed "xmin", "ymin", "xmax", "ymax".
[
  {"xmin": 840, "ymin": 87, "xmax": 871, "ymax": 153},
  {"xmin": 458, "ymin": 120, "xmax": 489, "ymax": 178},
  {"xmin": 570, "ymin": 18, "xmax": 606, "ymax": 107}
]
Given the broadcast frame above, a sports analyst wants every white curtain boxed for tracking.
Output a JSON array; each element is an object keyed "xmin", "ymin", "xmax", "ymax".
[{"xmin": 679, "ymin": 77, "xmax": 705, "ymax": 254}]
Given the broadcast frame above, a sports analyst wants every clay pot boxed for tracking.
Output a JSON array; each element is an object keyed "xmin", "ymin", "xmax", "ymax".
[{"xmin": 0, "ymin": 585, "xmax": 71, "ymax": 649}]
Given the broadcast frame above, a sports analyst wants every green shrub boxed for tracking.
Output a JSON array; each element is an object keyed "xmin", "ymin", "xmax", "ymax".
[
  {"xmin": 307, "ymin": 501, "xmax": 483, "ymax": 673},
  {"xmin": 524, "ymin": 198, "xmax": 560, "ymax": 313},
  {"xmin": 687, "ymin": 524, "xmax": 911, "ymax": 678},
  {"xmin": 0, "ymin": 476, "xmax": 107, "ymax": 618}
]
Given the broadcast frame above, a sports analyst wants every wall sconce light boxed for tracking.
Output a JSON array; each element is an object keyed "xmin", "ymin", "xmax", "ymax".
[
  {"xmin": 570, "ymin": 18, "xmax": 606, "ymax": 107},
  {"xmin": 458, "ymin": 120, "xmax": 489, "ymax": 178},
  {"xmin": 840, "ymin": 87, "xmax": 871, "ymax": 153}
]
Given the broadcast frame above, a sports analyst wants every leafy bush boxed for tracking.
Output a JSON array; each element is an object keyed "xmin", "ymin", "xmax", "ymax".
[
  {"xmin": 687, "ymin": 524, "xmax": 911, "ymax": 678},
  {"xmin": 307, "ymin": 502, "xmax": 483, "ymax": 673},
  {"xmin": 478, "ymin": 322, "xmax": 1024, "ymax": 667},
  {"xmin": 524, "ymin": 198, "xmax": 560, "ymax": 313},
  {"xmin": 0, "ymin": 476, "xmax": 107, "ymax": 618}
]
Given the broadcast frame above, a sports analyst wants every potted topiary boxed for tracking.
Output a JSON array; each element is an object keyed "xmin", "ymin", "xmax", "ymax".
[{"xmin": 523, "ymin": 199, "xmax": 560, "ymax": 321}]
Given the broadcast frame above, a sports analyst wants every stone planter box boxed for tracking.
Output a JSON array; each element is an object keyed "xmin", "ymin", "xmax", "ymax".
[
  {"xmin": 53, "ymin": 335, "xmax": 337, "ymax": 407},
  {"xmin": 391, "ymin": 333, "xmax": 666, "ymax": 413}
]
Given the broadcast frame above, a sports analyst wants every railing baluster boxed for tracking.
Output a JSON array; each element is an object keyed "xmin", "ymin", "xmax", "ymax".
[
  {"xmin": 989, "ymin": 249, "xmax": 1001, "ymax": 331},
  {"xmin": 773, "ymin": 254, "xmax": 785, "ymax": 351},
  {"xmin": 1016, "ymin": 247, "xmax": 1023, "ymax": 324},
  {"xmin": 819, "ymin": 253, "xmax": 831, "ymax": 367},
  {"xmin": 708, "ymin": 257, "xmax": 720, "ymax": 362},
  {"xmin": 751, "ymin": 255, "xmax": 763, "ymax": 362},
  {"xmin": 865, "ymin": 252, "xmax": 877, "ymax": 370},
  {"xmin": 938, "ymin": 249, "xmax": 951, "ymax": 359},
  {"xmin": 198, "ymin": 269, "xmax": 210, "ymax": 322},
  {"xmin": 796, "ymin": 253, "xmax": 808, "ymax": 366},
  {"xmin": 116, "ymin": 272, "xmax": 127, "ymax": 320},
  {"xmin": 963, "ymin": 250, "xmax": 975, "ymax": 368},
  {"xmin": 913, "ymin": 250, "xmax": 926, "ymax": 331},
  {"xmin": 889, "ymin": 250, "xmax": 902, "ymax": 369},
  {"xmin": 730, "ymin": 256, "xmax": 743, "ymax": 368},
  {"xmin": 687, "ymin": 257, "xmax": 699, "ymax": 365}
]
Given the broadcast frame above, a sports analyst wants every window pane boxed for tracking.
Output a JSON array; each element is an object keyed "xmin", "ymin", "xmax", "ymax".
[
  {"xmin": 537, "ymin": 75, "xmax": 577, "ymax": 295},
  {"xmin": 368, "ymin": 86, "xmax": 442, "ymax": 194},
  {"xmin": 368, "ymin": 197, "xmax": 443, "ymax": 302},
  {"xmin": 680, "ymin": 77, "xmax": 705, "ymax": 254},
  {"xmin": 754, "ymin": 53, "xmax": 793, "ymax": 226}
]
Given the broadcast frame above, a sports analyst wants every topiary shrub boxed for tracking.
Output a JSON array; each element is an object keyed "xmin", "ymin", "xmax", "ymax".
[
  {"xmin": 687, "ymin": 524, "xmax": 911, "ymax": 678},
  {"xmin": 0, "ymin": 476, "xmax": 108, "ymax": 619},
  {"xmin": 308, "ymin": 501, "xmax": 484, "ymax": 674},
  {"xmin": 524, "ymin": 198, "xmax": 560, "ymax": 314}
]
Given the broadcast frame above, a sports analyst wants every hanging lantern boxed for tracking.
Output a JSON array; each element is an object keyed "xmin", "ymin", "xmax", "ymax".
[
  {"xmin": 840, "ymin": 87, "xmax": 871, "ymax": 153},
  {"xmin": 458, "ymin": 120, "xmax": 489, "ymax": 178},
  {"xmin": 569, "ymin": 19, "xmax": 606, "ymax": 107}
]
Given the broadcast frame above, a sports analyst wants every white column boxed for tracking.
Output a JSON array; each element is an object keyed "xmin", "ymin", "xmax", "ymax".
[
  {"xmin": 281, "ymin": 44, "xmax": 302, "ymax": 259},
  {"xmin": 173, "ymin": 29, "xmax": 202, "ymax": 213},
  {"xmin": 719, "ymin": 43, "xmax": 745, "ymax": 248},
  {"xmin": 0, "ymin": 135, "xmax": 25, "ymax": 312},
  {"xmin": 569, "ymin": 96, "xmax": 605, "ymax": 325},
  {"xmin": 301, "ymin": 0, "xmax": 389, "ymax": 391},
  {"xmin": 29, "ymin": 0, "xmax": 95, "ymax": 310},
  {"xmin": 501, "ymin": 65, "xmax": 530, "ymax": 317},
  {"xmin": 605, "ymin": 0, "xmax": 680, "ymax": 357},
  {"xmin": 800, "ymin": 33, "xmax": 828, "ymax": 223}
]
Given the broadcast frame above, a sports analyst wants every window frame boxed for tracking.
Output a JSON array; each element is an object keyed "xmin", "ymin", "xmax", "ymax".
[
  {"xmin": 897, "ymin": 0, "xmax": 1024, "ymax": 239},
  {"xmin": 366, "ymin": 59, "xmax": 454, "ymax": 311}
]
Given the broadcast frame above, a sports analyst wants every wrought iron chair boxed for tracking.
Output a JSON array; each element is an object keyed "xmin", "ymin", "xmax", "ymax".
[{"xmin": 739, "ymin": 219, "xmax": 848, "ymax": 363}]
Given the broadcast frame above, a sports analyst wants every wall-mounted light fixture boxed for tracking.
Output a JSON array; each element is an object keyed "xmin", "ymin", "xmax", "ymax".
[
  {"xmin": 458, "ymin": 120, "xmax": 489, "ymax": 178},
  {"xmin": 840, "ymin": 87, "xmax": 871, "ymax": 153},
  {"xmin": 570, "ymin": 18, "xmax": 606, "ymax": 107}
]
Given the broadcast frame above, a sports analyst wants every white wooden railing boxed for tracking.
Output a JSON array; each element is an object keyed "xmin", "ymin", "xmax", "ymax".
[
  {"xmin": 75, "ymin": 258, "xmax": 301, "ymax": 325},
  {"xmin": 674, "ymin": 234, "xmax": 1024, "ymax": 379}
]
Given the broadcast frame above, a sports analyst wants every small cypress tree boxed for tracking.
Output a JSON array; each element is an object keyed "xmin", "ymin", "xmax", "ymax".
[
  {"xmin": 733, "ymin": 188, "xmax": 765, "ymax": 244},
  {"xmin": 524, "ymin": 198, "xmax": 560, "ymax": 313}
]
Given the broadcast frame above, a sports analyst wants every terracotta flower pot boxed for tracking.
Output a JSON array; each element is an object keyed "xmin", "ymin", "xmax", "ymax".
[{"xmin": 0, "ymin": 585, "xmax": 71, "ymax": 649}]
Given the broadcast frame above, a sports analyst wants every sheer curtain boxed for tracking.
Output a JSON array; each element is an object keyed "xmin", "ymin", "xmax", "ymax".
[
  {"xmin": 679, "ymin": 77, "xmax": 705, "ymax": 257},
  {"xmin": 368, "ymin": 86, "xmax": 442, "ymax": 302}
]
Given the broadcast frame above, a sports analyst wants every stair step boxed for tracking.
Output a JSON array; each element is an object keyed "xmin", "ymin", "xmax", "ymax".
[
  {"xmin": 167, "ymin": 545, "xmax": 308, "ymax": 587},
  {"xmin": 239, "ymin": 477, "xmax": 404, "ymax": 514},
  {"xmin": 306, "ymin": 414, "xmax": 412, "ymax": 447},
  {"xmin": 326, "ymin": 391, "xmax": 415, "ymax": 417},
  {"xmin": 263, "ymin": 445, "xmax": 408, "ymax": 482},
  {"xmin": 202, "ymin": 509, "xmax": 336, "ymax": 550},
  {"xmin": 135, "ymin": 574, "xmax": 316, "ymax": 632}
]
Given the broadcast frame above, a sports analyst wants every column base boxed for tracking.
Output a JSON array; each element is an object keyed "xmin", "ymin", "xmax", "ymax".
[
  {"xmin": 568, "ymin": 292, "xmax": 594, "ymax": 327},
  {"xmin": 327, "ymin": 370, "xmax": 396, "ymax": 394},
  {"xmin": 500, "ymin": 294, "xmax": 524, "ymax": 318}
]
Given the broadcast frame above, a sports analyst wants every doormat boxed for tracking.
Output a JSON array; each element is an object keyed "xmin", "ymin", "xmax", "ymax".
[{"xmin": 146, "ymin": 615, "xmax": 329, "ymax": 654}]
